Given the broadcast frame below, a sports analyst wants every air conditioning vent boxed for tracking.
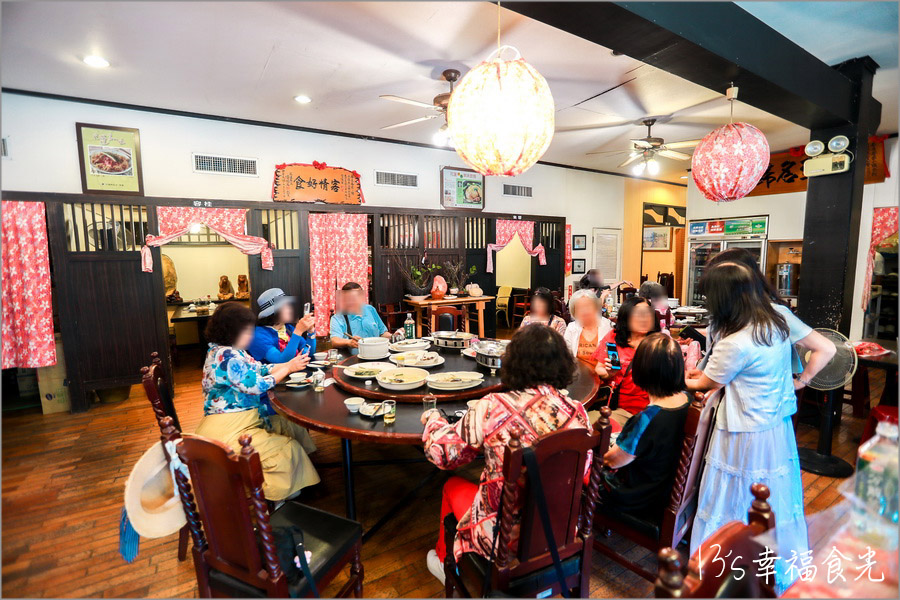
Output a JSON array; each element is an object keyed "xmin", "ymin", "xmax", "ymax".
[
  {"xmin": 1, "ymin": 137, "xmax": 8, "ymax": 158},
  {"xmin": 503, "ymin": 184, "xmax": 533, "ymax": 198},
  {"xmin": 374, "ymin": 170, "xmax": 418, "ymax": 188},
  {"xmin": 192, "ymin": 153, "xmax": 258, "ymax": 177}
]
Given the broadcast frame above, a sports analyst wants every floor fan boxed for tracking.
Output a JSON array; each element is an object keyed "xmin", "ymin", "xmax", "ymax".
[{"xmin": 796, "ymin": 328, "xmax": 859, "ymax": 478}]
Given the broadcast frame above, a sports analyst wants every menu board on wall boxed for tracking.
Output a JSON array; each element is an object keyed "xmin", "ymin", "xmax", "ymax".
[
  {"xmin": 689, "ymin": 216, "xmax": 768, "ymax": 238},
  {"xmin": 440, "ymin": 166, "xmax": 485, "ymax": 210},
  {"xmin": 592, "ymin": 227, "xmax": 621, "ymax": 281},
  {"xmin": 747, "ymin": 136, "xmax": 887, "ymax": 197},
  {"xmin": 272, "ymin": 162, "xmax": 364, "ymax": 204},
  {"xmin": 76, "ymin": 123, "xmax": 144, "ymax": 195}
]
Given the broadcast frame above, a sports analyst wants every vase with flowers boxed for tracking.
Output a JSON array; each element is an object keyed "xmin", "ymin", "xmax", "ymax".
[{"xmin": 394, "ymin": 257, "xmax": 441, "ymax": 297}]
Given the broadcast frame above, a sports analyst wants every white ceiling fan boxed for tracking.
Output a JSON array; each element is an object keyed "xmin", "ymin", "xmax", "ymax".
[
  {"xmin": 586, "ymin": 118, "xmax": 701, "ymax": 175},
  {"xmin": 379, "ymin": 68, "xmax": 460, "ymax": 144}
]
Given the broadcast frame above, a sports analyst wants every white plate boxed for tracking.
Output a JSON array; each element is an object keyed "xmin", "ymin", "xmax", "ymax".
[
  {"xmin": 286, "ymin": 380, "xmax": 312, "ymax": 389},
  {"xmin": 389, "ymin": 340, "xmax": 431, "ymax": 352},
  {"xmin": 357, "ymin": 350, "xmax": 391, "ymax": 360},
  {"xmin": 307, "ymin": 361, "xmax": 328, "ymax": 368},
  {"xmin": 426, "ymin": 372, "xmax": 484, "ymax": 390},
  {"xmin": 444, "ymin": 295, "xmax": 458, "ymax": 299},
  {"xmin": 359, "ymin": 403, "xmax": 387, "ymax": 418},
  {"xmin": 343, "ymin": 362, "xmax": 395, "ymax": 379},
  {"xmin": 376, "ymin": 367, "xmax": 429, "ymax": 390},
  {"xmin": 390, "ymin": 351, "xmax": 445, "ymax": 368},
  {"xmin": 461, "ymin": 348, "xmax": 476, "ymax": 358},
  {"xmin": 427, "ymin": 380, "xmax": 483, "ymax": 391}
]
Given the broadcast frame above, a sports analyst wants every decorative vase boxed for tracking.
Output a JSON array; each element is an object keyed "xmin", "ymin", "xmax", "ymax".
[
  {"xmin": 431, "ymin": 276, "xmax": 448, "ymax": 300},
  {"xmin": 405, "ymin": 280, "xmax": 431, "ymax": 297}
]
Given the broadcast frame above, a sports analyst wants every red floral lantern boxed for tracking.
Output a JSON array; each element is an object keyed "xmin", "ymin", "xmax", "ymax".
[
  {"xmin": 448, "ymin": 46, "xmax": 554, "ymax": 177},
  {"xmin": 691, "ymin": 122, "xmax": 770, "ymax": 202}
]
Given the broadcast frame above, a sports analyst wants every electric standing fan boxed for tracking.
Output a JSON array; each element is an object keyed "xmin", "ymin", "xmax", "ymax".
[{"xmin": 796, "ymin": 328, "xmax": 859, "ymax": 478}]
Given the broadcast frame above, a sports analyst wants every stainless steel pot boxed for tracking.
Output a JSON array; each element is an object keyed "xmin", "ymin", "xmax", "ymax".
[
  {"xmin": 471, "ymin": 339, "xmax": 509, "ymax": 375},
  {"xmin": 432, "ymin": 331, "xmax": 475, "ymax": 349}
]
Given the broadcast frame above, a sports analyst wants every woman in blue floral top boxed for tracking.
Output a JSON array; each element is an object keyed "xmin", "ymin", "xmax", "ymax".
[{"xmin": 195, "ymin": 302, "xmax": 320, "ymax": 500}]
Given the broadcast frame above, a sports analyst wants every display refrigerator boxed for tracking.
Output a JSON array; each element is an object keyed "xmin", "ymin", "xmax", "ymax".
[{"xmin": 686, "ymin": 216, "xmax": 768, "ymax": 305}]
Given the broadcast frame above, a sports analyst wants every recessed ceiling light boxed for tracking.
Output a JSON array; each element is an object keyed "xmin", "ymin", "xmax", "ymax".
[
  {"xmin": 83, "ymin": 55, "xmax": 110, "ymax": 68},
  {"xmin": 293, "ymin": 95, "xmax": 312, "ymax": 105}
]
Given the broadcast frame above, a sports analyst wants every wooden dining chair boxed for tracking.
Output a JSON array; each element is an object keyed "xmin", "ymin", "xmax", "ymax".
[
  {"xmin": 594, "ymin": 391, "xmax": 717, "ymax": 582},
  {"xmin": 654, "ymin": 483, "xmax": 777, "ymax": 598},
  {"xmin": 377, "ymin": 303, "xmax": 406, "ymax": 331},
  {"xmin": 511, "ymin": 289, "xmax": 531, "ymax": 327},
  {"xmin": 618, "ymin": 286, "xmax": 638, "ymax": 303},
  {"xmin": 443, "ymin": 408, "xmax": 613, "ymax": 598},
  {"xmin": 140, "ymin": 353, "xmax": 188, "ymax": 562},
  {"xmin": 496, "ymin": 286, "xmax": 513, "ymax": 327},
  {"xmin": 430, "ymin": 305, "xmax": 465, "ymax": 333},
  {"xmin": 158, "ymin": 417, "xmax": 365, "ymax": 598}
]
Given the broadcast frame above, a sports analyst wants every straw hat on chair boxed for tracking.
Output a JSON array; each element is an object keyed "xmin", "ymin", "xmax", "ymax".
[{"xmin": 123, "ymin": 441, "xmax": 186, "ymax": 538}]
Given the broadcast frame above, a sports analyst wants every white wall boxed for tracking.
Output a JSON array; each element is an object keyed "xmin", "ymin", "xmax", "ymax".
[{"xmin": 686, "ymin": 138, "xmax": 899, "ymax": 339}]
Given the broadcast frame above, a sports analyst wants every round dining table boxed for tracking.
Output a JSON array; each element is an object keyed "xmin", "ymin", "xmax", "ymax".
[{"xmin": 271, "ymin": 344, "xmax": 600, "ymax": 539}]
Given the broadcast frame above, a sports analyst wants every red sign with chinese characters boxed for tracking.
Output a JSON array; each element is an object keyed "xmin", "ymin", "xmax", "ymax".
[
  {"xmin": 708, "ymin": 221, "xmax": 725, "ymax": 235},
  {"xmin": 564, "ymin": 224, "xmax": 572, "ymax": 276},
  {"xmin": 272, "ymin": 161, "xmax": 364, "ymax": 204}
]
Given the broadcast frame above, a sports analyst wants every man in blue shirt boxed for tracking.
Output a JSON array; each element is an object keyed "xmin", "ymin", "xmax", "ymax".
[{"xmin": 329, "ymin": 282, "xmax": 392, "ymax": 352}]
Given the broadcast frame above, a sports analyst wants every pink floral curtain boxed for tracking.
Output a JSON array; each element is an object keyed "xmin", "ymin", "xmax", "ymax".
[
  {"xmin": 141, "ymin": 206, "xmax": 273, "ymax": 272},
  {"xmin": 2, "ymin": 201, "xmax": 57, "ymax": 369},
  {"xmin": 862, "ymin": 207, "xmax": 899, "ymax": 309},
  {"xmin": 308, "ymin": 213, "xmax": 369, "ymax": 335},
  {"xmin": 486, "ymin": 219, "xmax": 546, "ymax": 273}
]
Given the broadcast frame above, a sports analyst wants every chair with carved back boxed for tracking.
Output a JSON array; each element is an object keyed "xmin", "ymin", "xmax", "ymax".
[
  {"xmin": 654, "ymin": 483, "xmax": 777, "ymax": 598},
  {"xmin": 593, "ymin": 390, "xmax": 718, "ymax": 582},
  {"xmin": 157, "ymin": 416, "xmax": 364, "ymax": 599},
  {"xmin": 430, "ymin": 305, "xmax": 465, "ymax": 333},
  {"xmin": 443, "ymin": 408, "xmax": 613, "ymax": 598},
  {"xmin": 618, "ymin": 286, "xmax": 638, "ymax": 303},
  {"xmin": 140, "ymin": 353, "xmax": 188, "ymax": 562},
  {"xmin": 511, "ymin": 289, "xmax": 531, "ymax": 327},
  {"xmin": 377, "ymin": 303, "xmax": 405, "ymax": 332}
]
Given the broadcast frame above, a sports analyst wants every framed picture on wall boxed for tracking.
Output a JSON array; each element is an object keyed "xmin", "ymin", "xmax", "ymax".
[
  {"xmin": 75, "ymin": 123, "xmax": 144, "ymax": 195},
  {"xmin": 572, "ymin": 258, "xmax": 586, "ymax": 274},
  {"xmin": 440, "ymin": 166, "xmax": 485, "ymax": 210},
  {"xmin": 642, "ymin": 226, "xmax": 672, "ymax": 251},
  {"xmin": 572, "ymin": 234, "xmax": 587, "ymax": 250}
]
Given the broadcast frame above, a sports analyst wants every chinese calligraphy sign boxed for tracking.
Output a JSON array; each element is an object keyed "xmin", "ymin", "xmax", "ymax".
[{"xmin": 272, "ymin": 161, "xmax": 364, "ymax": 204}]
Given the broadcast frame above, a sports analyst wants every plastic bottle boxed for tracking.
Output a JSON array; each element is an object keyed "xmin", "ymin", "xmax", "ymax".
[
  {"xmin": 853, "ymin": 421, "xmax": 899, "ymax": 540},
  {"xmin": 404, "ymin": 313, "xmax": 415, "ymax": 340}
]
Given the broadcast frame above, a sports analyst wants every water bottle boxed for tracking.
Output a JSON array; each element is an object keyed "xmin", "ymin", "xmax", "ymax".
[
  {"xmin": 855, "ymin": 421, "xmax": 899, "ymax": 526},
  {"xmin": 404, "ymin": 313, "xmax": 415, "ymax": 340}
]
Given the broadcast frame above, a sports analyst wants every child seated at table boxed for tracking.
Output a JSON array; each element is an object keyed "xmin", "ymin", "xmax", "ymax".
[{"xmin": 600, "ymin": 333, "xmax": 689, "ymax": 521}]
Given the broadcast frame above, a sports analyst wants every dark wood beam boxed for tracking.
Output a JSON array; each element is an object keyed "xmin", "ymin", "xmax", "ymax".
[
  {"xmin": 798, "ymin": 57, "xmax": 882, "ymax": 334},
  {"xmin": 504, "ymin": 2, "xmax": 856, "ymax": 129}
]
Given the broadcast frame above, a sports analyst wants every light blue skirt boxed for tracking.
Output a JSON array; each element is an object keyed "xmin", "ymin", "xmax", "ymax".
[{"xmin": 690, "ymin": 415, "xmax": 808, "ymax": 593}]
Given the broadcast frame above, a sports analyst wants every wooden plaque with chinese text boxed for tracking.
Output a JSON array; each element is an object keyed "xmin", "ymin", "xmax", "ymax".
[{"xmin": 272, "ymin": 162, "xmax": 364, "ymax": 204}]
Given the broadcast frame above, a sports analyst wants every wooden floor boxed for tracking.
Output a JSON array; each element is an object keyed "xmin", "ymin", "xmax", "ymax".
[{"xmin": 1, "ymin": 347, "xmax": 886, "ymax": 598}]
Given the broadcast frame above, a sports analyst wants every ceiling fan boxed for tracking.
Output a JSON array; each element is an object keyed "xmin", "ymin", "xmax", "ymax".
[
  {"xmin": 379, "ymin": 68, "xmax": 460, "ymax": 143},
  {"xmin": 587, "ymin": 118, "xmax": 701, "ymax": 175}
]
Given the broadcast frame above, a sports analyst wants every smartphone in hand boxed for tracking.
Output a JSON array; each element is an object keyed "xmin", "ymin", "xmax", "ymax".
[
  {"xmin": 606, "ymin": 342, "xmax": 621, "ymax": 370},
  {"xmin": 303, "ymin": 302, "xmax": 312, "ymax": 316}
]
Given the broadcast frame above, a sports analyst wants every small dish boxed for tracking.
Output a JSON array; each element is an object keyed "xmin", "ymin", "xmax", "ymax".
[
  {"xmin": 344, "ymin": 397, "xmax": 365, "ymax": 413},
  {"xmin": 314, "ymin": 352, "xmax": 328, "ymax": 361},
  {"xmin": 359, "ymin": 402, "xmax": 387, "ymax": 418}
]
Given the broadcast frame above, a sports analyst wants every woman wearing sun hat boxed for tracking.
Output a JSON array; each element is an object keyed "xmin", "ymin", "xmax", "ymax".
[{"xmin": 248, "ymin": 288, "xmax": 317, "ymax": 364}]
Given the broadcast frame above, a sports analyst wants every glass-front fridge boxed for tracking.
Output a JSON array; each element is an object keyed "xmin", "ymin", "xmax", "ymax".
[{"xmin": 686, "ymin": 216, "xmax": 769, "ymax": 306}]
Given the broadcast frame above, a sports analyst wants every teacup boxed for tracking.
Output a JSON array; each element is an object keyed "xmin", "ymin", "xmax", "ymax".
[{"xmin": 344, "ymin": 397, "xmax": 365, "ymax": 413}]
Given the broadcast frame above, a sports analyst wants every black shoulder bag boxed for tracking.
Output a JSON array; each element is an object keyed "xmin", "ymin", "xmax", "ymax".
[
  {"xmin": 273, "ymin": 525, "xmax": 319, "ymax": 597},
  {"xmin": 343, "ymin": 314, "xmax": 353, "ymax": 337},
  {"xmin": 608, "ymin": 361, "xmax": 633, "ymax": 412},
  {"xmin": 523, "ymin": 447, "xmax": 571, "ymax": 599}
]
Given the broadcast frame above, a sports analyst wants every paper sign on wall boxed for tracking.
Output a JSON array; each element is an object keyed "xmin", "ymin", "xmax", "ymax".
[
  {"xmin": 272, "ymin": 161, "xmax": 364, "ymax": 204},
  {"xmin": 564, "ymin": 224, "xmax": 572, "ymax": 276}
]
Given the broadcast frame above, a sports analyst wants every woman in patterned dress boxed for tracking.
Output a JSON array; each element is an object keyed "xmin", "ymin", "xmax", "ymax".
[
  {"xmin": 518, "ymin": 287, "xmax": 567, "ymax": 335},
  {"xmin": 194, "ymin": 302, "xmax": 320, "ymax": 501},
  {"xmin": 421, "ymin": 325, "xmax": 591, "ymax": 583}
]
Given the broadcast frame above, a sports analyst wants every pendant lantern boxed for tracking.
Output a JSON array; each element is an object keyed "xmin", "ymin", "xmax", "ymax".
[
  {"xmin": 448, "ymin": 46, "xmax": 555, "ymax": 177},
  {"xmin": 691, "ymin": 86, "xmax": 770, "ymax": 203}
]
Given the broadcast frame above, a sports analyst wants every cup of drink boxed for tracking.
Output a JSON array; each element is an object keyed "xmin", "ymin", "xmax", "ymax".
[
  {"xmin": 312, "ymin": 369, "xmax": 325, "ymax": 392},
  {"xmin": 383, "ymin": 400, "xmax": 397, "ymax": 424},
  {"xmin": 327, "ymin": 348, "xmax": 340, "ymax": 365},
  {"xmin": 423, "ymin": 392, "xmax": 437, "ymax": 413}
]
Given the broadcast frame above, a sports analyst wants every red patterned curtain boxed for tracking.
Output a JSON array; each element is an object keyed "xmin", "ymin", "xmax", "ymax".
[
  {"xmin": 308, "ymin": 213, "xmax": 369, "ymax": 335},
  {"xmin": 862, "ymin": 207, "xmax": 899, "ymax": 309},
  {"xmin": 486, "ymin": 219, "xmax": 546, "ymax": 273},
  {"xmin": 2, "ymin": 201, "xmax": 57, "ymax": 369},
  {"xmin": 141, "ymin": 206, "xmax": 273, "ymax": 272}
]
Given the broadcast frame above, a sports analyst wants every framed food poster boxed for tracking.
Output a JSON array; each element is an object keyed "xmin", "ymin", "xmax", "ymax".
[
  {"xmin": 440, "ymin": 166, "xmax": 485, "ymax": 210},
  {"xmin": 76, "ymin": 123, "xmax": 144, "ymax": 195},
  {"xmin": 642, "ymin": 226, "xmax": 672, "ymax": 251}
]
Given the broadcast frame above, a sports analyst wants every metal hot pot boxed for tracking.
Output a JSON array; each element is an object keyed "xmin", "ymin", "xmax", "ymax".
[
  {"xmin": 470, "ymin": 339, "xmax": 509, "ymax": 374},
  {"xmin": 432, "ymin": 331, "xmax": 476, "ymax": 349}
]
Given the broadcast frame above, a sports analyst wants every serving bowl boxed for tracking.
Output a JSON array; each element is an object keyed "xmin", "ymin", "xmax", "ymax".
[
  {"xmin": 432, "ymin": 330, "xmax": 476, "ymax": 349},
  {"xmin": 376, "ymin": 367, "xmax": 429, "ymax": 391},
  {"xmin": 471, "ymin": 339, "xmax": 509, "ymax": 374},
  {"xmin": 358, "ymin": 337, "xmax": 390, "ymax": 359}
]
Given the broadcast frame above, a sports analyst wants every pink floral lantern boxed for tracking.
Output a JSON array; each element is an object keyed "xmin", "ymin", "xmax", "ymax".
[{"xmin": 691, "ymin": 122, "xmax": 770, "ymax": 202}]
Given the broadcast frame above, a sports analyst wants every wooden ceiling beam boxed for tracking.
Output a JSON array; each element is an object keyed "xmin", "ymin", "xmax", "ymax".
[{"xmin": 504, "ymin": 1, "xmax": 859, "ymax": 128}]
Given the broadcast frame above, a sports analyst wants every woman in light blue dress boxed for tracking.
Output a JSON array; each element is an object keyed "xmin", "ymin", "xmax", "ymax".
[{"xmin": 685, "ymin": 263, "xmax": 832, "ymax": 592}]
